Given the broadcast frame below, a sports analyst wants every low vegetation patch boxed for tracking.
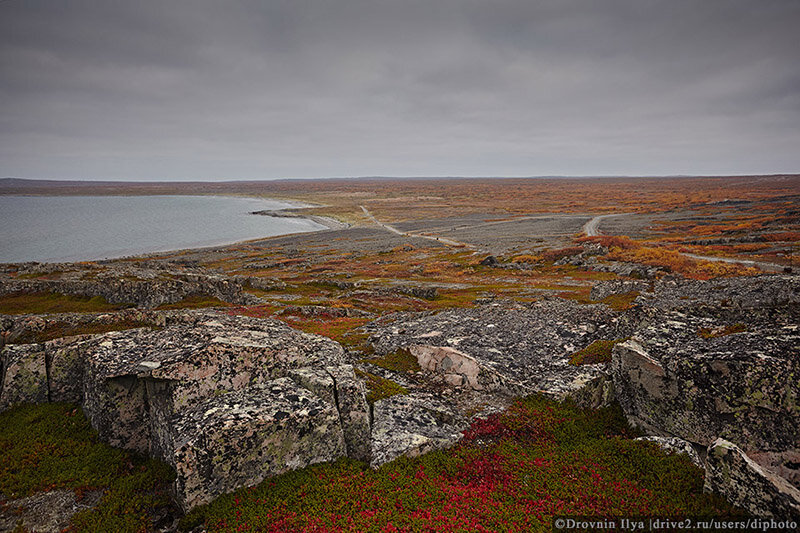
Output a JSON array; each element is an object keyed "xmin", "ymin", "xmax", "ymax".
[
  {"xmin": 541, "ymin": 246, "xmax": 583, "ymax": 263},
  {"xmin": 597, "ymin": 291, "xmax": 640, "ymax": 311},
  {"xmin": 181, "ymin": 395, "xmax": 740, "ymax": 532},
  {"xmin": 0, "ymin": 291, "xmax": 124, "ymax": 315},
  {"xmin": 279, "ymin": 315, "xmax": 371, "ymax": 345},
  {"xmin": 698, "ymin": 323, "xmax": 748, "ymax": 339},
  {"xmin": 8, "ymin": 319, "xmax": 154, "ymax": 344},
  {"xmin": 511, "ymin": 254, "xmax": 542, "ymax": 264},
  {"xmin": 363, "ymin": 348, "xmax": 422, "ymax": 374},
  {"xmin": 0, "ymin": 403, "xmax": 176, "ymax": 532},
  {"xmin": 569, "ymin": 339, "xmax": 627, "ymax": 365},
  {"xmin": 607, "ymin": 246, "xmax": 759, "ymax": 280},
  {"xmin": 354, "ymin": 369, "xmax": 409, "ymax": 405}
]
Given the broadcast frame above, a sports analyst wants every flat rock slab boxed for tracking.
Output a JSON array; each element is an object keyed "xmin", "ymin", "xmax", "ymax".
[{"xmin": 367, "ymin": 299, "xmax": 633, "ymax": 396}]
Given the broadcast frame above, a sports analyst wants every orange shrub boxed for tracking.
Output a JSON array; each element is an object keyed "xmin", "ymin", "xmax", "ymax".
[
  {"xmin": 542, "ymin": 246, "xmax": 583, "ymax": 262},
  {"xmin": 512, "ymin": 254, "xmax": 542, "ymax": 263},
  {"xmin": 763, "ymin": 232, "xmax": 800, "ymax": 242},
  {"xmin": 608, "ymin": 246, "xmax": 759, "ymax": 280}
]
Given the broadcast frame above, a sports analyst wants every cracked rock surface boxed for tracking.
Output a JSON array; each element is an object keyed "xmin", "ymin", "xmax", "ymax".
[
  {"xmin": 0, "ymin": 312, "xmax": 369, "ymax": 511},
  {"xmin": 366, "ymin": 298, "xmax": 634, "ymax": 397},
  {"xmin": 612, "ymin": 275, "xmax": 800, "ymax": 487}
]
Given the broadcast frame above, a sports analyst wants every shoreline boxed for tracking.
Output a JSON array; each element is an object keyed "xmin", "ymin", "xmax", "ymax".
[{"xmin": 0, "ymin": 194, "xmax": 346, "ymax": 265}]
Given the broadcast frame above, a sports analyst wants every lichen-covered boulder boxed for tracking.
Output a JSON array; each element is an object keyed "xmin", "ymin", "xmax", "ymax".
[
  {"xmin": 704, "ymin": 438, "xmax": 800, "ymax": 519},
  {"xmin": 611, "ymin": 309, "xmax": 799, "ymax": 454},
  {"xmin": 167, "ymin": 378, "xmax": 346, "ymax": 511},
  {"xmin": 1, "ymin": 311, "xmax": 371, "ymax": 511},
  {"xmin": 78, "ymin": 315, "xmax": 345, "ymax": 451},
  {"xmin": 0, "ymin": 343, "xmax": 48, "ymax": 409},
  {"xmin": 72, "ymin": 313, "xmax": 366, "ymax": 510}
]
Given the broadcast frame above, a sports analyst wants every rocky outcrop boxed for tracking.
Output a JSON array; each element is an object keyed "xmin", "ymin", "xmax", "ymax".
[
  {"xmin": 0, "ymin": 312, "xmax": 370, "ymax": 511},
  {"xmin": 0, "ymin": 309, "xmax": 165, "ymax": 345},
  {"xmin": 611, "ymin": 308, "xmax": 799, "ymax": 453},
  {"xmin": 367, "ymin": 299, "xmax": 634, "ymax": 397},
  {"xmin": 0, "ymin": 266, "xmax": 267, "ymax": 309},
  {"xmin": 590, "ymin": 280, "xmax": 651, "ymax": 301},
  {"xmin": 637, "ymin": 274, "xmax": 800, "ymax": 311},
  {"xmin": 704, "ymin": 439, "xmax": 800, "ymax": 519},
  {"xmin": 612, "ymin": 275, "xmax": 800, "ymax": 491}
]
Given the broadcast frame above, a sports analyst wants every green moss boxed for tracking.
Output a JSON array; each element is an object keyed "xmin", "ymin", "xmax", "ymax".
[
  {"xmin": 363, "ymin": 347, "xmax": 421, "ymax": 374},
  {"xmin": 354, "ymin": 369, "xmax": 408, "ymax": 405},
  {"xmin": 0, "ymin": 292, "xmax": 125, "ymax": 315},
  {"xmin": 569, "ymin": 339, "xmax": 627, "ymax": 365},
  {"xmin": 0, "ymin": 403, "xmax": 176, "ymax": 533}
]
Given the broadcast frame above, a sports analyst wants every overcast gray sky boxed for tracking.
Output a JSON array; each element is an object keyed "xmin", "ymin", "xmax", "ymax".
[{"xmin": 1, "ymin": 0, "xmax": 799, "ymax": 181}]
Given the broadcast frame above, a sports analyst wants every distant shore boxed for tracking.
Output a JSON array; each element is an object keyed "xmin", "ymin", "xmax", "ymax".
[{"xmin": 0, "ymin": 195, "xmax": 332, "ymax": 264}]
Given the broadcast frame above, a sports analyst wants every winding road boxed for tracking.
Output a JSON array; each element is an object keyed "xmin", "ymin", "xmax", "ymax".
[
  {"xmin": 582, "ymin": 213, "xmax": 631, "ymax": 237},
  {"xmin": 582, "ymin": 212, "xmax": 784, "ymax": 272},
  {"xmin": 359, "ymin": 206, "xmax": 471, "ymax": 248}
]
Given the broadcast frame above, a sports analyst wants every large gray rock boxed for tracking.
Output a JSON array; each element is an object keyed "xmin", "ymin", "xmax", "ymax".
[
  {"xmin": 409, "ymin": 345, "xmax": 523, "ymax": 394},
  {"xmin": 0, "ymin": 312, "xmax": 371, "ymax": 511},
  {"xmin": 705, "ymin": 438, "xmax": 800, "ymax": 519},
  {"xmin": 611, "ymin": 309, "xmax": 799, "ymax": 456},
  {"xmin": 168, "ymin": 379, "xmax": 346, "ymax": 510},
  {"xmin": 0, "ymin": 343, "xmax": 49, "ymax": 409}
]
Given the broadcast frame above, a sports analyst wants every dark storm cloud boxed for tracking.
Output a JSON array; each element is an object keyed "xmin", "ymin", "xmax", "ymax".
[{"xmin": 1, "ymin": 0, "xmax": 799, "ymax": 180}]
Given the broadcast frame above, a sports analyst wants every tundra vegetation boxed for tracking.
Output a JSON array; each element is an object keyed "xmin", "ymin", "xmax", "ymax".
[{"xmin": 0, "ymin": 175, "xmax": 798, "ymax": 531}]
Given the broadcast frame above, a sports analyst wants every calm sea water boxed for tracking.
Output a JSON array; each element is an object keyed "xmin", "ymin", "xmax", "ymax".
[{"xmin": 0, "ymin": 195, "xmax": 326, "ymax": 263}]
